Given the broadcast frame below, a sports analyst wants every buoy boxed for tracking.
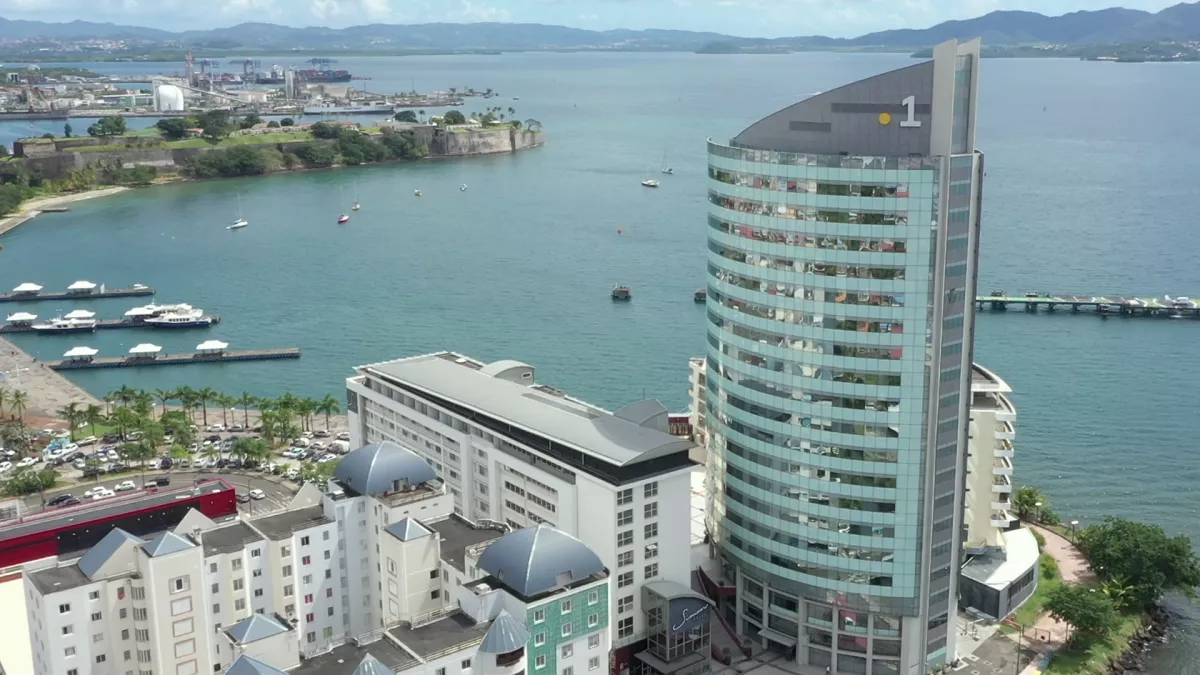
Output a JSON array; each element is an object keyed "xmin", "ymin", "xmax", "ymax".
[{"xmin": 617, "ymin": 227, "xmax": 623, "ymax": 236}]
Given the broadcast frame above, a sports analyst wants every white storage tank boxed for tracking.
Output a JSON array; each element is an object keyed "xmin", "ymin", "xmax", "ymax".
[{"xmin": 154, "ymin": 83, "xmax": 185, "ymax": 112}]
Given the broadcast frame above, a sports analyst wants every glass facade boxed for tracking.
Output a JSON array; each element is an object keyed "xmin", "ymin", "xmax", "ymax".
[{"xmin": 704, "ymin": 40, "xmax": 981, "ymax": 675}]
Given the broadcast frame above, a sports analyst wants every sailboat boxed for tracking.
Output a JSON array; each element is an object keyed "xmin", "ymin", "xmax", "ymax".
[
  {"xmin": 352, "ymin": 183, "xmax": 361, "ymax": 211},
  {"xmin": 336, "ymin": 185, "xmax": 350, "ymax": 223},
  {"xmin": 660, "ymin": 148, "xmax": 673, "ymax": 175},
  {"xmin": 228, "ymin": 194, "xmax": 248, "ymax": 229}
]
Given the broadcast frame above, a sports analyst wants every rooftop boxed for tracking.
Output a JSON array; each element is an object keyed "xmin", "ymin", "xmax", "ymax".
[
  {"xmin": 961, "ymin": 528, "xmax": 1040, "ymax": 590},
  {"xmin": 288, "ymin": 638, "xmax": 419, "ymax": 675},
  {"xmin": 250, "ymin": 506, "xmax": 331, "ymax": 540},
  {"xmin": 970, "ymin": 363, "xmax": 1013, "ymax": 395},
  {"xmin": 477, "ymin": 525, "xmax": 608, "ymax": 600},
  {"xmin": 200, "ymin": 520, "xmax": 264, "ymax": 556},
  {"xmin": 425, "ymin": 515, "xmax": 506, "ymax": 573},
  {"xmin": 360, "ymin": 352, "xmax": 694, "ymax": 468},
  {"xmin": 387, "ymin": 612, "xmax": 490, "ymax": 661},
  {"xmin": 27, "ymin": 563, "xmax": 92, "ymax": 595}
]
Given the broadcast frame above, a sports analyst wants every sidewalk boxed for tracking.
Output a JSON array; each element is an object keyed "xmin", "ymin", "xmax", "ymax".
[{"xmin": 1013, "ymin": 524, "xmax": 1097, "ymax": 675}]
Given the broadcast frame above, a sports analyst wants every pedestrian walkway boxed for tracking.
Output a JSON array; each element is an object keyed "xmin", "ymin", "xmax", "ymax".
[
  {"xmin": 1012, "ymin": 524, "xmax": 1096, "ymax": 675},
  {"xmin": 0, "ymin": 335, "xmax": 98, "ymax": 418}
]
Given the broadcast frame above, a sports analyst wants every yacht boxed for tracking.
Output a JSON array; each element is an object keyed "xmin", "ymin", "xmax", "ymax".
[
  {"xmin": 125, "ymin": 303, "xmax": 194, "ymax": 320},
  {"xmin": 337, "ymin": 214, "xmax": 350, "ymax": 224},
  {"xmin": 414, "ymin": 189, "xmax": 423, "ymax": 197},
  {"xmin": 32, "ymin": 317, "xmax": 97, "ymax": 334},
  {"xmin": 143, "ymin": 307, "xmax": 214, "ymax": 328},
  {"xmin": 641, "ymin": 179, "xmax": 660, "ymax": 188},
  {"xmin": 229, "ymin": 193, "xmax": 248, "ymax": 229},
  {"xmin": 352, "ymin": 202, "xmax": 361, "ymax": 211}
]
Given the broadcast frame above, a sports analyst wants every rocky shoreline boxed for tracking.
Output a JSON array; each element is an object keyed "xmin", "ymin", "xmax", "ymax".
[{"xmin": 1107, "ymin": 605, "xmax": 1170, "ymax": 674}]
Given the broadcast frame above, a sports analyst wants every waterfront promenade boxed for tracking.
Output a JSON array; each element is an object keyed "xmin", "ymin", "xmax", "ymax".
[{"xmin": 0, "ymin": 335, "xmax": 99, "ymax": 418}]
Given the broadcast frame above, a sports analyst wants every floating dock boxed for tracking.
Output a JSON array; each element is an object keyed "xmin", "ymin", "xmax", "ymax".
[
  {"xmin": 0, "ymin": 286, "xmax": 155, "ymax": 304},
  {"xmin": 976, "ymin": 293, "xmax": 1200, "ymax": 318},
  {"xmin": 0, "ymin": 316, "xmax": 220, "ymax": 334},
  {"xmin": 48, "ymin": 348, "xmax": 300, "ymax": 371}
]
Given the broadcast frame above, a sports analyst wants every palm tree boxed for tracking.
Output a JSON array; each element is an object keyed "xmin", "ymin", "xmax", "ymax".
[
  {"xmin": 114, "ymin": 385, "xmax": 138, "ymax": 408},
  {"xmin": 1012, "ymin": 486, "xmax": 1047, "ymax": 522},
  {"xmin": 239, "ymin": 392, "xmax": 256, "ymax": 428},
  {"xmin": 57, "ymin": 403, "xmax": 83, "ymax": 441},
  {"xmin": 162, "ymin": 410, "xmax": 195, "ymax": 448},
  {"xmin": 110, "ymin": 406, "xmax": 140, "ymax": 439},
  {"xmin": 197, "ymin": 387, "xmax": 216, "ymax": 426},
  {"xmin": 9, "ymin": 390, "xmax": 27, "ymax": 422},
  {"xmin": 202, "ymin": 442, "xmax": 222, "ymax": 471},
  {"xmin": 132, "ymin": 391, "xmax": 153, "ymax": 419},
  {"xmin": 296, "ymin": 398, "xmax": 317, "ymax": 433},
  {"xmin": 176, "ymin": 386, "xmax": 197, "ymax": 421},
  {"xmin": 316, "ymin": 394, "xmax": 340, "ymax": 431},
  {"xmin": 0, "ymin": 388, "xmax": 7, "ymax": 419},
  {"xmin": 154, "ymin": 389, "xmax": 175, "ymax": 419},
  {"xmin": 102, "ymin": 392, "xmax": 117, "ymax": 416},
  {"xmin": 84, "ymin": 404, "xmax": 104, "ymax": 438},
  {"xmin": 166, "ymin": 444, "xmax": 190, "ymax": 473},
  {"xmin": 219, "ymin": 394, "xmax": 239, "ymax": 428}
]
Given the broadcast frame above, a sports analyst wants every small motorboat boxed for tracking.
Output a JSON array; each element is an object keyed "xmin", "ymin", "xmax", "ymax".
[
  {"xmin": 694, "ymin": 288, "xmax": 707, "ymax": 303},
  {"xmin": 414, "ymin": 189, "xmax": 423, "ymax": 197},
  {"xmin": 337, "ymin": 214, "xmax": 350, "ymax": 224},
  {"xmin": 641, "ymin": 179, "xmax": 660, "ymax": 188},
  {"xmin": 352, "ymin": 202, "xmax": 361, "ymax": 211},
  {"xmin": 460, "ymin": 184, "xmax": 468, "ymax": 191},
  {"xmin": 228, "ymin": 219, "xmax": 248, "ymax": 230},
  {"xmin": 612, "ymin": 285, "xmax": 632, "ymax": 301}
]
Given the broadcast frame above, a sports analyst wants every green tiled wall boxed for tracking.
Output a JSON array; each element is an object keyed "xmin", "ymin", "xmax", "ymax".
[{"xmin": 526, "ymin": 583, "xmax": 609, "ymax": 675}]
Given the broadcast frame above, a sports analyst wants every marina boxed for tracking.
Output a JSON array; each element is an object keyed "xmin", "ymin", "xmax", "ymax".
[
  {"xmin": 975, "ymin": 292, "xmax": 1200, "ymax": 318},
  {"xmin": 1, "ymin": 314, "xmax": 220, "ymax": 334},
  {"xmin": 48, "ymin": 341, "xmax": 300, "ymax": 371},
  {"xmin": 0, "ymin": 281, "xmax": 154, "ymax": 303}
]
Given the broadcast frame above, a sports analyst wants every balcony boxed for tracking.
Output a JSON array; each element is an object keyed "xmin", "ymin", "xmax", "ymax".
[
  {"xmin": 992, "ymin": 475, "xmax": 1011, "ymax": 493},
  {"xmin": 991, "ymin": 496, "xmax": 1011, "ymax": 511},
  {"xmin": 995, "ymin": 421, "xmax": 1016, "ymax": 441},
  {"xmin": 994, "ymin": 439, "xmax": 1014, "ymax": 459},
  {"xmin": 991, "ymin": 511, "xmax": 1013, "ymax": 528},
  {"xmin": 992, "ymin": 457, "xmax": 1013, "ymax": 477}
]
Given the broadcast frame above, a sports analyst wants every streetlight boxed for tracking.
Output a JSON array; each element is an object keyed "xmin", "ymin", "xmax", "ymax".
[
  {"xmin": 1069, "ymin": 520, "xmax": 1080, "ymax": 543},
  {"xmin": 1034, "ymin": 501, "xmax": 1043, "ymax": 525}
]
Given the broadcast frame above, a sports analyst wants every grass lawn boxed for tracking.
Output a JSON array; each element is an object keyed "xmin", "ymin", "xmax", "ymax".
[
  {"xmin": 162, "ymin": 132, "xmax": 313, "ymax": 149},
  {"xmin": 1044, "ymin": 611, "xmax": 1144, "ymax": 674}
]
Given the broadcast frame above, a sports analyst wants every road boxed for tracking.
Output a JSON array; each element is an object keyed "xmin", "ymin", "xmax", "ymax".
[{"xmin": 19, "ymin": 469, "xmax": 299, "ymax": 519}]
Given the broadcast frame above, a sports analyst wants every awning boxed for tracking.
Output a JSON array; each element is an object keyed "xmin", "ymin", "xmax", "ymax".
[
  {"xmin": 125, "ymin": 306, "xmax": 155, "ymax": 317},
  {"xmin": 67, "ymin": 280, "xmax": 97, "ymax": 291},
  {"xmin": 128, "ymin": 343, "xmax": 162, "ymax": 355},
  {"xmin": 64, "ymin": 310, "xmax": 95, "ymax": 320},
  {"xmin": 6, "ymin": 312, "xmax": 37, "ymax": 322},
  {"xmin": 757, "ymin": 627, "xmax": 797, "ymax": 648},
  {"xmin": 196, "ymin": 340, "xmax": 229, "ymax": 351},
  {"xmin": 12, "ymin": 283, "xmax": 42, "ymax": 293},
  {"xmin": 64, "ymin": 346, "xmax": 99, "ymax": 358}
]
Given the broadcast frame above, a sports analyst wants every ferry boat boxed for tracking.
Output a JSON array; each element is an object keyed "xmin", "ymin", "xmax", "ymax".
[
  {"xmin": 125, "ymin": 303, "xmax": 194, "ymax": 320},
  {"xmin": 32, "ymin": 317, "xmax": 97, "ymax": 334},
  {"xmin": 612, "ymin": 285, "xmax": 633, "ymax": 301},
  {"xmin": 142, "ymin": 307, "xmax": 214, "ymax": 328}
]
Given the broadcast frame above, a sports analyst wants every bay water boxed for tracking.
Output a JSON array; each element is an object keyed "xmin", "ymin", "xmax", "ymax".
[{"xmin": 1, "ymin": 53, "xmax": 1197, "ymax": 672}]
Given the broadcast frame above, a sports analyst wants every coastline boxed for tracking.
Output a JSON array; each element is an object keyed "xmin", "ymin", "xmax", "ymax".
[{"xmin": 0, "ymin": 186, "xmax": 129, "ymax": 238}]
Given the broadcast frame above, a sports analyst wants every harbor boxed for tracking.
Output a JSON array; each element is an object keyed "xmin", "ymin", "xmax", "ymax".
[
  {"xmin": 975, "ymin": 292, "xmax": 1200, "ymax": 318},
  {"xmin": 0, "ymin": 314, "xmax": 220, "ymax": 334},
  {"xmin": 0, "ymin": 282, "xmax": 154, "ymax": 303},
  {"xmin": 48, "ymin": 342, "xmax": 301, "ymax": 371}
]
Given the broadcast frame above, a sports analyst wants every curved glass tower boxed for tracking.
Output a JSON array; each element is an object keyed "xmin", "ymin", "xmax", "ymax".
[{"xmin": 705, "ymin": 40, "xmax": 983, "ymax": 674}]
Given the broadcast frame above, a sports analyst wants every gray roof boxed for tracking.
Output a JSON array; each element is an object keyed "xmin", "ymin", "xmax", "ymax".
[
  {"xmin": 477, "ymin": 524, "xmax": 606, "ymax": 598},
  {"xmin": 385, "ymin": 518, "xmax": 432, "ymax": 542},
  {"xmin": 201, "ymin": 521, "xmax": 264, "ymax": 556},
  {"xmin": 225, "ymin": 613, "xmax": 289, "ymax": 644},
  {"xmin": 366, "ymin": 355, "xmax": 693, "ymax": 466},
  {"xmin": 250, "ymin": 506, "xmax": 331, "ymax": 540},
  {"xmin": 141, "ymin": 530, "xmax": 195, "ymax": 557},
  {"xmin": 225, "ymin": 655, "xmax": 289, "ymax": 675},
  {"xmin": 479, "ymin": 610, "xmax": 530, "ymax": 654},
  {"xmin": 78, "ymin": 528, "xmax": 144, "ymax": 579},
  {"xmin": 334, "ymin": 440, "xmax": 437, "ymax": 497},
  {"xmin": 644, "ymin": 580, "xmax": 716, "ymax": 605},
  {"xmin": 353, "ymin": 654, "xmax": 394, "ymax": 675}
]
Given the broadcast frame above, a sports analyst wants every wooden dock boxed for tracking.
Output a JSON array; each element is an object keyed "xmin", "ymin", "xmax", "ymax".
[
  {"xmin": 0, "ymin": 286, "xmax": 155, "ymax": 304},
  {"xmin": 48, "ymin": 348, "xmax": 300, "ymax": 371},
  {"xmin": 0, "ymin": 316, "xmax": 220, "ymax": 334},
  {"xmin": 976, "ymin": 293, "xmax": 1200, "ymax": 318}
]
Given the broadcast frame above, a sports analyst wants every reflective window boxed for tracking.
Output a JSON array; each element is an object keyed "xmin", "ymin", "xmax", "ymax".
[{"xmin": 710, "ymin": 193, "xmax": 909, "ymax": 226}]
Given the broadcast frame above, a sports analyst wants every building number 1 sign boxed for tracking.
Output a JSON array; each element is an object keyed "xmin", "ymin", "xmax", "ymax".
[{"xmin": 900, "ymin": 96, "xmax": 922, "ymax": 128}]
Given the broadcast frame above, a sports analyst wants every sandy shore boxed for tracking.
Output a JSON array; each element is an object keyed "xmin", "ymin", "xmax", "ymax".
[{"xmin": 0, "ymin": 186, "xmax": 130, "ymax": 237}]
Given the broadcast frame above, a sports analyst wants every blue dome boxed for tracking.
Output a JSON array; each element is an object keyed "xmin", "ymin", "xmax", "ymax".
[
  {"xmin": 478, "ymin": 525, "xmax": 606, "ymax": 598},
  {"xmin": 333, "ymin": 440, "xmax": 437, "ymax": 497}
]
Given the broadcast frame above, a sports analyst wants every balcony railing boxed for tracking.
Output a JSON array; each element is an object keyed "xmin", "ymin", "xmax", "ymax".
[
  {"xmin": 992, "ymin": 457, "xmax": 1013, "ymax": 476},
  {"xmin": 992, "ymin": 475, "xmax": 1011, "ymax": 492},
  {"xmin": 994, "ymin": 439, "xmax": 1014, "ymax": 458}
]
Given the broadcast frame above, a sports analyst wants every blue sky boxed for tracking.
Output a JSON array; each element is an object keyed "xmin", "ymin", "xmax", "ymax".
[{"xmin": 0, "ymin": 0, "xmax": 1184, "ymax": 37}]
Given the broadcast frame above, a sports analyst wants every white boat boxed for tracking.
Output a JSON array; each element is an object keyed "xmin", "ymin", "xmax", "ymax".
[
  {"xmin": 414, "ymin": 189, "xmax": 423, "ymax": 197},
  {"xmin": 460, "ymin": 184, "xmax": 468, "ymax": 191},
  {"xmin": 143, "ymin": 307, "xmax": 214, "ymax": 329},
  {"xmin": 660, "ymin": 148, "xmax": 673, "ymax": 175},
  {"xmin": 641, "ymin": 179, "xmax": 660, "ymax": 188},
  {"xmin": 229, "ymin": 193, "xmax": 248, "ymax": 229},
  {"xmin": 125, "ymin": 303, "xmax": 194, "ymax": 319},
  {"xmin": 32, "ymin": 317, "xmax": 97, "ymax": 334},
  {"xmin": 337, "ymin": 214, "xmax": 350, "ymax": 224}
]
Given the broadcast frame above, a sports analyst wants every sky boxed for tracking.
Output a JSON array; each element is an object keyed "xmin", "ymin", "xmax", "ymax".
[{"xmin": 0, "ymin": 0, "xmax": 1187, "ymax": 38}]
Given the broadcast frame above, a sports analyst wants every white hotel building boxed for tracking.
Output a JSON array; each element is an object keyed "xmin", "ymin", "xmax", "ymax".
[{"xmin": 345, "ymin": 352, "xmax": 700, "ymax": 666}]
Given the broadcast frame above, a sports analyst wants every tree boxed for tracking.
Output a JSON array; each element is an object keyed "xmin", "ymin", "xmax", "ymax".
[
  {"xmin": 155, "ymin": 117, "xmax": 189, "ymax": 140},
  {"xmin": 0, "ymin": 421, "xmax": 32, "ymax": 458},
  {"xmin": 1044, "ymin": 584, "xmax": 1120, "ymax": 644},
  {"xmin": 167, "ymin": 444, "xmax": 190, "ymax": 472},
  {"xmin": 280, "ymin": 117, "xmax": 294, "ymax": 127},
  {"xmin": 0, "ymin": 388, "xmax": 6, "ymax": 419},
  {"xmin": 110, "ymin": 406, "xmax": 140, "ymax": 439},
  {"xmin": 197, "ymin": 387, "xmax": 216, "ymax": 426},
  {"xmin": 162, "ymin": 410, "xmax": 195, "ymax": 448},
  {"xmin": 57, "ymin": 402, "xmax": 82, "ymax": 441},
  {"xmin": 201, "ymin": 443, "xmax": 222, "ymax": 469},
  {"xmin": 267, "ymin": 120, "xmax": 280, "ymax": 128},
  {"xmin": 296, "ymin": 398, "xmax": 317, "ymax": 432},
  {"xmin": 87, "ymin": 115, "xmax": 127, "ymax": 137},
  {"xmin": 316, "ymin": 394, "xmax": 340, "ymax": 431},
  {"xmin": 310, "ymin": 122, "xmax": 342, "ymax": 140},
  {"xmin": 41, "ymin": 133, "xmax": 54, "ymax": 139},
  {"xmin": 442, "ymin": 110, "xmax": 466, "ymax": 125},
  {"xmin": 197, "ymin": 109, "xmax": 233, "ymax": 141},
  {"xmin": 63, "ymin": 122, "xmax": 72, "ymax": 138},
  {"xmin": 2, "ymin": 467, "xmax": 58, "ymax": 497},
  {"xmin": 84, "ymin": 404, "xmax": 104, "ymax": 438},
  {"xmin": 240, "ymin": 112, "xmax": 263, "ymax": 129},
  {"xmin": 524, "ymin": 119, "xmax": 542, "ymax": 131},
  {"xmin": 120, "ymin": 440, "xmax": 157, "ymax": 483},
  {"xmin": 1077, "ymin": 518, "xmax": 1200, "ymax": 607},
  {"xmin": 154, "ymin": 389, "xmax": 175, "ymax": 419},
  {"xmin": 239, "ymin": 392, "xmax": 256, "ymax": 428},
  {"xmin": 1012, "ymin": 485, "xmax": 1046, "ymax": 521},
  {"xmin": 393, "ymin": 110, "xmax": 418, "ymax": 123},
  {"xmin": 8, "ymin": 390, "xmax": 26, "ymax": 421}
]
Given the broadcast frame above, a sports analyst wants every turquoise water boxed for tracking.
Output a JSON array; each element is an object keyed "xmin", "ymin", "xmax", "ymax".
[{"xmin": 2, "ymin": 53, "xmax": 1200, "ymax": 671}]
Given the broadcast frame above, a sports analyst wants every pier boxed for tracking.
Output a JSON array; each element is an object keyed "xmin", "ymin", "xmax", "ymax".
[
  {"xmin": 48, "ymin": 348, "xmax": 301, "ymax": 371},
  {"xmin": 975, "ymin": 292, "xmax": 1200, "ymax": 318},
  {"xmin": 0, "ymin": 316, "xmax": 220, "ymax": 334},
  {"xmin": 0, "ymin": 283, "xmax": 155, "ymax": 304}
]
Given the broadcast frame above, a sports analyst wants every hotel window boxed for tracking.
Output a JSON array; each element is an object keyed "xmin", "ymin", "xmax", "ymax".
[
  {"xmin": 58, "ymin": 603, "xmax": 70, "ymax": 614},
  {"xmin": 253, "ymin": 569, "xmax": 262, "ymax": 578},
  {"xmin": 235, "ymin": 599, "xmax": 246, "ymax": 611},
  {"xmin": 617, "ymin": 509, "xmax": 633, "ymax": 526},
  {"xmin": 64, "ymin": 647, "xmax": 75, "ymax": 656},
  {"xmin": 618, "ymin": 617, "xmax": 634, "ymax": 639},
  {"xmin": 172, "ymin": 619, "xmax": 193, "ymax": 637},
  {"xmin": 301, "ymin": 536, "xmax": 310, "ymax": 546},
  {"xmin": 233, "ymin": 579, "xmax": 244, "ymax": 591},
  {"xmin": 88, "ymin": 591, "xmax": 99, "ymax": 600},
  {"xmin": 120, "ymin": 608, "xmax": 127, "ymax": 619},
  {"xmin": 588, "ymin": 590, "xmax": 599, "ymax": 605},
  {"xmin": 617, "ymin": 552, "xmax": 633, "ymax": 567},
  {"xmin": 91, "ymin": 612, "xmax": 102, "ymax": 621},
  {"xmin": 617, "ymin": 531, "xmax": 633, "ymax": 547},
  {"xmin": 589, "ymin": 657, "xmax": 600, "ymax": 671},
  {"xmin": 644, "ymin": 482, "xmax": 658, "ymax": 498},
  {"xmin": 254, "ymin": 589, "xmax": 264, "ymax": 598},
  {"xmin": 251, "ymin": 548, "xmax": 262, "ymax": 557},
  {"xmin": 644, "ymin": 523, "xmax": 658, "ymax": 540},
  {"xmin": 588, "ymin": 614, "xmax": 599, "ymax": 628},
  {"xmin": 617, "ymin": 489, "xmax": 633, "ymax": 505},
  {"xmin": 534, "ymin": 632, "xmax": 546, "ymax": 646},
  {"xmin": 96, "ymin": 654, "xmax": 107, "ymax": 664},
  {"xmin": 462, "ymin": 659, "xmax": 472, "ymax": 669},
  {"xmin": 93, "ymin": 633, "xmax": 103, "ymax": 643},
  {"xmin": 618, "ymin": 596, "xmax": 633, "ymax": 614},
  {"xmin": 618, "ymin": 572, "xmax": 633, "ymax": 588},
  {"xmin": 174, "ymin": 638, "xmax": 196, "ymax": 658},
  {"xmin": 645, "ymin": 563, "xmax": 659, "ymax": 579},
  {"xmin": 282, "ymin": 545, "xmax": 292, "ymax": 556},
  {"xmin": 534, "ymin": 609, "xmax": 545, "ymax": 623},
  {"xmin": 170, "ymin": 576, "xmax": 190, "ymax": 593},
  {"xmin": 304, "ymin": 594, "xmax": 314, "ymax": 604},
  {"xmin": 303, "ymin": 575, "xmax": 313, "ymax": 585},
  {"xmin": 306, "ymin": 613, "xmax": 315, "ymax": 623},
  {"xmin": 645, "ymin": 543, "xmax": 659, "ymax": 560},
  {"xmin": 588, "ymin": 634, "xmax": 600, "ymax": 649},
  {"xmin": 562, "ymin": 623, "xmax": 573, "ymax": 638},
  {"xmin": 536, "ymin": 655, "xmax": 547, "ymax": 669},
  {"xmin": 561, "ymin": 599, "xmax": 572, "ymax": 614},
  {"xmin": 282, "ymin": 565, "xmax": 292, "ymax": 577},
  {"xmin": 302, "ymin": 555, "xmax": 311, "ymax": 565},
  {"xmin": 644, "ymin": 503, "xmax": 658, "ymax": 519},
  {"xmin": 62, "ymin": 625, "xmax": 73, "ymax": 635}
]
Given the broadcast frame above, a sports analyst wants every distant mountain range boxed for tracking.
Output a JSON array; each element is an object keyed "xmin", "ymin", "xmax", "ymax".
[{"xmin": 1, "ymin": 2, "xmax": 1199, "ymax": 52}]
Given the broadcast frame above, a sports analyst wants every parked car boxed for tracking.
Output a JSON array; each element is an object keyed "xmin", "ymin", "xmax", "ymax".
[
  {"xmin": 82, "ymin": 467, "xmax": 107, "ymax": 479},
  {"xmin": 107, "ymin": 462, "xmax": 128, "ymax": 473},
  {"xmin": 205, "ymin": 435, "xmax": 221, "ymax": 443},
  {"xmin": 144, "ymin": 477, "xmax": 170, "ymax": 488},
  {"xmin": 179, "ymin": 458, "xmax": 191, "ymax": 468},
  {"xmin": 91, "ymin": 488, "xmax": 115, "ymax": 500},
  {"xmin": 16, "ymin": 456, "xmax": 37, "ymax": 468},
  {"xmin": 47, "ymin": 493, "xmax": 76, "ymax": 507},
  {"xmin": 106, "ymin": 449, "xmax": 120, "ymax": 461},
  {"xmin": 208, "ymin": 424, "xmax": 225, "ymax": 432},
  {"xmin": 114, "ymin": 480, "xmax": 137, "ymax": 492},
  {"xmin": 72, "ymin": 458, "xmax": 87, "ymax": 470},
  {"xmin": 56, "ymin": 495, "xmax": 81, "ymax": 507},
  {"xmin": 0, "ymin": 462, "xmax": 12, "ymax": 473},
  {"xmin": 102, "ymin": 433, "xmax": 121, "ymax": 442},
  {"xmin": 159, "ymin": 458, "xmax": 173, "ymax": 470},
  {"xmin": 77, "ymin": 436, "xmax": 97, "ymax": 446},
  {"xmin": 313, "ymin": 429, "xmax": 330, "ymax": 438},
  {"xmin": 317, "ymin": 453, "xmax": 337, "ymax": 463},
  {"xmin": 230, "ymin": 424, "xmax": 244, "ymax": 432},
  {"xmin": 248, "ymin": 489, "xmax": 266, "ymax": 500},
  {"xmin": 236, "ymin": 492, "xmax": 251, "ymax": 504},
  {"xmin": 83, "ymin": 486, "xmax": 109, "ymax": 498},
  {"xmin": 291, "ymin": 437, "xmax": 310, "ymax": 448},
  {"xmin": 336, "ymin": 432, "xmax": 350, "ymax": 441}
]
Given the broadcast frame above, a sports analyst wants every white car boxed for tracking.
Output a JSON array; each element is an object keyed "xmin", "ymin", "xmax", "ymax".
[
  {"xmin": 0, "ymin": 461, "xmax": 12, "ymax": 473},
  {"xmin": 91, "ymin": 488, "xmax": 115, "ymax": 500},
  {"xmin": 336, "ymin": 432, "xmax": 350, "ymax": 441},
  {"xmin": 16, "ymin": 457, "xmax": 37, "ymax": 468},
  {"xmin": 248, "ymin": 489, "xmax": 265, "ymax": 500},
  {"xmin": 114, "ymin": 480, "xmax": 137, "ymax": 492},
  {"xmin": 317, "ymin": 453, "xmax": 337, "ymax": 463},
  {"xmin": 208, "ymin": 424, "xmax": 225, "ymax": 432},
  {"xmin": 106, "ymin": 449, "xmax": 120, "ymax": 461}
]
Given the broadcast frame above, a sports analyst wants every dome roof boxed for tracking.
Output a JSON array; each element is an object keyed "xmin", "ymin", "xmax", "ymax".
[
  {"xmin": 479, "ymin": 610, "xmax": 530, "ymax": 654},
  {"xmin": 477, "ymin": 524, "xmax": 605, "ymax": 598},
  {"xmin": 333, "ymin": 440, "xmax": 437, "ymax": 497}
]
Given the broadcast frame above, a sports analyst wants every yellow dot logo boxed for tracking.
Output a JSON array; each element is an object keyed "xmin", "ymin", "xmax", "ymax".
[{"xmin": 878, "ymin": 112, "xmax": 892, "ymax": 126}]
